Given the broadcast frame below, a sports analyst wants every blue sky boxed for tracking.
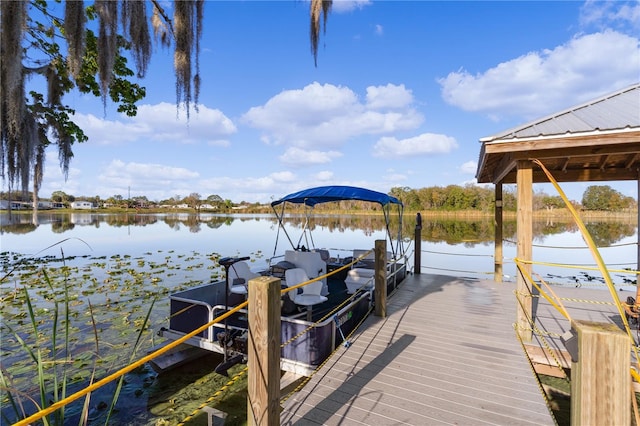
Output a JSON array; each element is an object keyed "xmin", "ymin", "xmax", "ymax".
[{"xmin": 29, "ymin": 0, "xmax": 640, "ymax": 203}]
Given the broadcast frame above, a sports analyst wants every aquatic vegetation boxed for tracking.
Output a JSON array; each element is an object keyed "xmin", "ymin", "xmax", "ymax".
[{"xmin": 0, "ymin": 247, "xmax": 226, "ymax": 424}]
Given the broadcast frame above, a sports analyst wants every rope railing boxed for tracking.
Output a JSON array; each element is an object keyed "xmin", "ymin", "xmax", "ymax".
[
  {"xmin": 513, "ymin": 256, "xmax": 640, "ymax": 419},
  {"xmin": 515, "ymin": 258, "xmax": 640, "ymax": 276},
  {"xmin": 421, "ymin": 249, "xmax": 493, "ymax": 257},
  {"xmin": 504, "ymin": 239, "xmax": 638, "ymax": 249},
  {"xmin": 176, "ymin": 366, "xmax": 248, "ymax": 425},
  {"xmin": 415, "ymin": 244, "xmax": 637, "ymax": 286},
  {"xmin": 12, "ymin": 299, "xmax": 248, "ymax": 426},
  {"xmin": 14, "ymin": 249, "xmax": 378, "ymax": 425}
]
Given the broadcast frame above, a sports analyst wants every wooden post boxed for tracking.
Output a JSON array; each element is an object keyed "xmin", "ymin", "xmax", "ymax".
[
  {"xmin": 247, "ymin": 276, "xmax": 281, "ymax": 426},
  {"xmin": 414, "ymin": 212, "xmax": 422, "ymax": 275},
  {"xmin": 570, "ymin": 320, "xmax": 630, "ymax": 426},
  {"xmin": 516, "ymin": 160, "xmax": 533, "ymax": 342},
  {"xmin": 494, "ymin": 183, "xmax": 503, "ymax": 283},
  {"xmin": 636, "ymin": 171, "xmax": 639, "ymax": 303},
  {"xmin": 374, "ymin": 239, "xmax": 387, "ymax": 318}
]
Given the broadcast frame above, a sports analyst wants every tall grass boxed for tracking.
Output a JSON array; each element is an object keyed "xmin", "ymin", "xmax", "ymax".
[{"xmin": 0, "ymin": 251, "xmax": 155, "ymax": 425}]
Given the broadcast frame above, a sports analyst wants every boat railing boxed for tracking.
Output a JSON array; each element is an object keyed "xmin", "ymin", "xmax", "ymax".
[{"xmin": 13, "ymin": 248, "xmax": 399, "ymax": 425}]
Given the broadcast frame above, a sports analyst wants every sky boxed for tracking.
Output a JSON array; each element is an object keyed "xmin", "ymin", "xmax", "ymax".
[{"xmin": 23, "ymin": 0, "xmax": 640, "ymax": 203}]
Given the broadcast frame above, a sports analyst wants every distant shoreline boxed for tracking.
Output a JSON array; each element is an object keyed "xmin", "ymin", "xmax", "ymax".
[{"xmin": 2, "ymin": 207, "xmax": 637, "ymax": 220}]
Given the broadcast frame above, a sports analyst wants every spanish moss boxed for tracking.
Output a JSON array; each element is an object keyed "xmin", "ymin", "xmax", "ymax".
[
  {"xmin": 174, "ymin": 0, "xmax": 194, "ymax": 119},
  {"xmin": 310, "ymin": 0, "xmax": 332, "ymax": 66},
  {"xmin": 1, "ymin": 0, "xmax": 331, "ymax": 206},
  {"xmin": 1, "ymin": 1, "xmax": 27, "ymax": 187},
  {"xmin": 151, "ymin": 1, "xmax": 172, "ymax": 48},
  {"xmin": 122, "ymin": 0, "xmax": 151, "ymax": 78},
  {"xmin": 95, "ymin": 0, "xmax": 118, "ymax": 106},
  {"xmin": 64, "ymin": 0, "xmax": 86, "ymax": 80}
]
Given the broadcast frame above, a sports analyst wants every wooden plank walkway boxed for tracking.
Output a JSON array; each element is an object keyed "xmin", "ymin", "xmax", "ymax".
[{"xmin": 281, "ymin": 273, "xmax": 556, "ymax": 425}]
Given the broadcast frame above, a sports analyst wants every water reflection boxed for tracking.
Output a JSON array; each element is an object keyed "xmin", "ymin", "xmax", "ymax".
[{"xmin": 2, "ymin": 212, "xmax": 637, "ymax": 248}]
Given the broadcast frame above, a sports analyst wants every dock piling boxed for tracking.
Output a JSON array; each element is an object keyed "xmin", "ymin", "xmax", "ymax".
[{"xmin": 247, "ymin": 275, "xmax": 281, "ymax": 426}]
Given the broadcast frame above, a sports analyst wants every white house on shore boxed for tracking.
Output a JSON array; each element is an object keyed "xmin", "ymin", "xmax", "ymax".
[
  {"xmin": 70, "ymin": 201, "xmax": 94, "ymax": 210},
  {"xmin": 0, "ymin": 200, "xmax": 28, "ymax": 210}
]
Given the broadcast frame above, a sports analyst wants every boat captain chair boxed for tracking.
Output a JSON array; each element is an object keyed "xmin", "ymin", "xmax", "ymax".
[
  {"xmin": 228, "ymin": 261, "xmax": 260, "ymax": 297},
  {"xmin": 285, "ymin": 268, "xmax": 328, "ymax": 321}
]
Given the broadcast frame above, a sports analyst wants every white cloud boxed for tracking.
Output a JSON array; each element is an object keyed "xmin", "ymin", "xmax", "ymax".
[
  {"xmin": 366, "ymin": 84, "xmax": 413, "ymax": 109},
  {"xmin": 438, "ymin": 31, "xmax": 640, "ymax": 120},
  {"xmin": 40, "ymin": 151, "xmax": 82, "ymax": 197},
  {"xmin": 331, "ymin": 0, "xmax": 372, "ymax": 13},
  {"xmin": 198, "ymin": 174, "xmax": 296, "ymax": 198},
  {"xmin": 372, "ymin": 133, "xmax": 458, "ymax": 158},
  {"xmin": 580, "ymin": 1, "xmax": 640, "ymax": 30},
  {"xmin": 375, "ymin": 24, "xmax": 383, "ymax": 36},
  {"xmin": 74, "ymin": 102, "xmax": 237, "ymax": 145},
  {"xmin": 279, "ymin": 147, "xmax": 343, "ymax": 166},
  {"xmin": 385, "ymin": 173, "xmax": 407, "ymax": 182},
  {"xmin": 97, "ymin": 160, "xmax": 199, "ymax": 197},
  {"xmin": 314, "ymin": 171, "xmax": 334, "ymax": 181},
  {"xmin": 460, "ymin": 161, "xmax": 477, "ymax": 174},
  {"xmin": 269, "ymin": 171, "xmax": 297, "ymax": 183},
  {"xmin": 242, "ymin": 82, "xmax": 423, "ymax": 148}
]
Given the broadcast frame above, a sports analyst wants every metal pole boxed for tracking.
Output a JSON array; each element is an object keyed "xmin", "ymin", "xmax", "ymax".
[{"xmin": 414, "ymin": 212, "xmax": 422, "ymax": 274}]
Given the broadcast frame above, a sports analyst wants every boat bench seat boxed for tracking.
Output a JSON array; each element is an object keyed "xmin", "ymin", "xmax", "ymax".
[{"xmin": 345, "ymin": 268, "xmax": 375, "ymax": 294}]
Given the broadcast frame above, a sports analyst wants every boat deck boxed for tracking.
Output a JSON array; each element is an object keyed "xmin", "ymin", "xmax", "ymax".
[{"xmin": 280, "ymin": 273, "xmax": 556, "ymax": 425}]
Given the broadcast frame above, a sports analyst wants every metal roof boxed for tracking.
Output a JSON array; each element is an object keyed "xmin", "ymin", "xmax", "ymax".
[
  {"xmin": 481, "ymin": 83, "xmax": 640, "ymax": 142},
  {"xmin": 476, "ymin": 83, "xmax": 640, "ymax": 184}
]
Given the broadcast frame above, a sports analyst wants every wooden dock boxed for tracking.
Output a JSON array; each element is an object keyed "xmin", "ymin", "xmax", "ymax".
[{"xmin": 281, "ymin": 273, "xmax": 556, "ymax": 425}]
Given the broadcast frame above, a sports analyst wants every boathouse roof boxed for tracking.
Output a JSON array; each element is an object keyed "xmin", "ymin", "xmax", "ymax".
[{"xmin": 476, "ymin": 83, "xmax": 640, "ymax": 184}]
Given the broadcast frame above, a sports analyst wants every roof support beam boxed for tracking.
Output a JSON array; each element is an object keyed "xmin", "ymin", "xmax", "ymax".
[
  {"xmin": 491, "ymin": 153, "xmax": 516, "ymax": 184},
  {"xmin": 500, "ymin": 167, "xmax": 640, "ymax": 184},
  {"xmin": 598, "ymin": 155, "xmax": 610, "ymax": 171}
]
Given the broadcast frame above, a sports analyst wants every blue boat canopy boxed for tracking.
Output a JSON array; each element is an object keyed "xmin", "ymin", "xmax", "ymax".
[{"xmin": 271, "ymin": 186, "xmax": 402, "ymax": 208}]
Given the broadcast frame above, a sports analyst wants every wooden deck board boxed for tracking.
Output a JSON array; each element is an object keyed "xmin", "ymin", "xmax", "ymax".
[{"xmin": 281, "ymin": 273, "xmax": 556, "ymax": 425}]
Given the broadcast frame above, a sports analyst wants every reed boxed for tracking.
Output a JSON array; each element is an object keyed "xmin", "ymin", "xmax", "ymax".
[
  {"xmin": 0, "ymin": 250, "xmax": 155, "ymax": 425},
  {"xmin": 1, "ymin": 268, "xmax": 83, "ymax": 425}
]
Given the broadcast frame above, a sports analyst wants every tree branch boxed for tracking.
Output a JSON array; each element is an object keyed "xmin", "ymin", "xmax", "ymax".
[{"xmin": 150, "ymin": 0, "xmax": 174, "ymax": 36}]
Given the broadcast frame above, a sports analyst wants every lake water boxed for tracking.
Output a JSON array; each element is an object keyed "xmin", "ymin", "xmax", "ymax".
[{"xmin": 1, "ymin": 211, "xmax": 638, "ymax": 424}]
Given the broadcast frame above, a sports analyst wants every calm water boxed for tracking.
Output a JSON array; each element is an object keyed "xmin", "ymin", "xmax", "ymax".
[{"xmin": 1, "ymin": 211, "xmax": 638, "ymax": 424}]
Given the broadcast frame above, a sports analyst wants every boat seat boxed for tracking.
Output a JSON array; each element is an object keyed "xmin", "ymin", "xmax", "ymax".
[
  {"xmin": 345, "ymin": 268, "xmax": 375, "ymax": 294},
  {"xmin": 285, "ymin": 268, "xmax": 328, "ymax": 321},
  {"xmin": 313, "ymin": 248, "xmax": 330, "ymax": 262},
  {"xmin": 284, "ymin": 250, "xmax": 329, "ymax": 296},
  {"xmin": 228, "ymin": 261, "xmax": 260, "ymax": 296}
]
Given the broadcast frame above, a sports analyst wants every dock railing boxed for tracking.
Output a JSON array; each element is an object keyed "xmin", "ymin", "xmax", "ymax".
[{"xmin": 412, "ymin": 208, "xmax": 639, "ymax": 425}]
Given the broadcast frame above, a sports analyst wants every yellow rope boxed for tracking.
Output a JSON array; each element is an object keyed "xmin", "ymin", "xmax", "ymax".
[
  {"xmin": 177, "ymin": 367, "xmax": 248, "ymax": 425},
  {"xmin": 514, "ymin": 260, "xmax": 570, "ymax": 320},
  {"xmin": 280, "ymin": 304, "xmax": 375, "ymax": 405},
  {"xmin": 279, "ymin": 250, "xmax": 382, "ymax": 349},
  {"xmin": 513, "ymin": 292, "xmax": 569, "ymax": 379},
  {"xmin": 15, "ymin": 250, "xmax": 376, "ymax": 424},
  {"xmin": 516, "ymin": 258, "xmax": 640, "ymax": 275},
  {"xmin": 513, "ymin": 323, "xmax": 561, "ymax": 426},
  {"xmin": 532, "ymin": 159, "xmax": 640, "ymax": 373},
  {"xmin": 13, "ymin": 300, "xmax": 248, "ymax": 426},
  {"xmin": 504, "ymin": 239, "xmax": 637, "ymax": 249}
]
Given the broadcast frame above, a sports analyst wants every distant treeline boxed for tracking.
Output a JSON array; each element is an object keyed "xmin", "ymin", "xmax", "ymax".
[
  {"xmin": 1, "ymin": 183, "xmax": 636, "ymax": 213},
  {"xmin": 387, "ymin": 184, "xmax": 636, "ymax": 213}
]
